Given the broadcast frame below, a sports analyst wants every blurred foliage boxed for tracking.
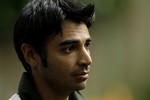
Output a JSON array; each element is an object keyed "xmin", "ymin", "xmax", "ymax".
[
  {"xmin": 82, "ymin": 0, "xmax": 126, "ymax": 19},
  {"xmin": 0, "ymin": 0, "xmax": 27, "ymax": 42}
]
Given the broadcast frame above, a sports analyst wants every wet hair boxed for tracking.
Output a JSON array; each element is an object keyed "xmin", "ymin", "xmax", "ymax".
[{"xmin": 14, "ymin": 0, "xmax": 95, "ymax": 73}]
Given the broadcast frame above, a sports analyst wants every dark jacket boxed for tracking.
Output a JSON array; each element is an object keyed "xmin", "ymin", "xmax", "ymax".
[{"xmin": 17, "ymin": 72, "xmax": 85, "ymax": 100}]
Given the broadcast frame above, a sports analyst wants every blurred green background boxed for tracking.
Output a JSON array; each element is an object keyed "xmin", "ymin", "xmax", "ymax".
[{"xmin": 0, "ymin": 0, "xmax": 150, "ymax": 100}]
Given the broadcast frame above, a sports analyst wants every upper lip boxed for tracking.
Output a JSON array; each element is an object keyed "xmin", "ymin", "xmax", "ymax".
[{"xmin": 73, "ymin": 71, "xmax": 89, "ymax": 76}]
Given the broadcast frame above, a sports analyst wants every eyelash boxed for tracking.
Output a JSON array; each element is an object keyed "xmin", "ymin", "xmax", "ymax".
[
  {"xmin": 62, "ymin": 42, "xmax": 92, "ymax": 54},
  {"xmin": 85, "ymin": 42, "xmax": 92, "ymax": 49},
  {"xmin": 63, "ymin": 45, "xmax": 75, "ymax": 53}
]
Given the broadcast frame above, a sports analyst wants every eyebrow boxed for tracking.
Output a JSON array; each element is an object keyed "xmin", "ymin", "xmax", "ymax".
[{"xmin": 59, "ymin": 37, "xmax": 92, "ymax": 46}]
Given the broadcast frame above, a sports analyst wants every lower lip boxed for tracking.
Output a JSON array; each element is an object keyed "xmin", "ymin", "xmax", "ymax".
[{"xmin": 74, "ymin": 74, "xmax": 89, "ymax": 81}]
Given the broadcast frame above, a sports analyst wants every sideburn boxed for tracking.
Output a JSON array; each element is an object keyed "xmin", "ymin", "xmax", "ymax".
[{"xmin": 40, "ymin": 50, "xmax": 48, "ymax": 68}]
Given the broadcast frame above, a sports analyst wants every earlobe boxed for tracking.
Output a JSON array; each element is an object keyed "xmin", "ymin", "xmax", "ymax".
[{"xmin": 21, "ymin": 43, "xmax": 38, "ymax": 67}]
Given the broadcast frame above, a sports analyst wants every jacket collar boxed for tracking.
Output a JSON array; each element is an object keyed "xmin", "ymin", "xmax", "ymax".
[
  {"xmin": 18, "ymin": 72, "xmax": 85, "ymax": 100},
  {"xmin": 18, "ymin": 72, "xmax": 42, "ymax": 100}
]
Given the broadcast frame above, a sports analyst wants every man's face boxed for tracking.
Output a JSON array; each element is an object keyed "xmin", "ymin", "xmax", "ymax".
[{"xmin": 38, "ymin": 20, "xmax": 92, "ymax": 92}]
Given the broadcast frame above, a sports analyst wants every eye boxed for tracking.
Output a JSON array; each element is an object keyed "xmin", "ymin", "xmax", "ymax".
[
  {"xmin": 63, "ymin": 45, "xmax": 75, "ymax": 54},
  {"xmin": 85, "ymin": 42, "xmax": 92, "ymax": 49}
]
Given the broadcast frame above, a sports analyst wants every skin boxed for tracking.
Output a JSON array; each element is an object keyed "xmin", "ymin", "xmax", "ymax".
[{"xmin": 21, "ymin": 20, "xmax": 92, "ymax": 100}]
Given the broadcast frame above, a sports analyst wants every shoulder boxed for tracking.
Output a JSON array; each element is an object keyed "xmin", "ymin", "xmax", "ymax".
[
  {"xmin": 9, "ymin": 94, "xmax": 21, "ymax": 100},
  {"xmin": 69, "ymin": 91, "xmax": 86, "ymax": 100}
]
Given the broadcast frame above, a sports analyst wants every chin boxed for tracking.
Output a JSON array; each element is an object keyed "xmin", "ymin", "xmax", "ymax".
[{"xmin": 74, "ymin": 81, "xmax": 87, "ymax": 91}]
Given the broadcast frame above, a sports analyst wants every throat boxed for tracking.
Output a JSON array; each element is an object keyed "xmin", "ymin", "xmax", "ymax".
[
  {"xmin": 33, "ymin": 71, "xmax": 71, "ymax": 100},
  {"xmin": 37, "ymin": 83, "xmax": 70, "ymax": 100}
]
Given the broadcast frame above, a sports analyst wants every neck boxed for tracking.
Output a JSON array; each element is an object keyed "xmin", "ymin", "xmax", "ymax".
[{"xmin": 32, "ymin": 71, "xmax": 70, "ymax": 100}]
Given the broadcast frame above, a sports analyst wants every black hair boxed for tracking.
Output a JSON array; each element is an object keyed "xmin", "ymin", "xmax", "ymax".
[{"xmin": 14, "ymin": 0, "xmax": 95, "ymax": 73}]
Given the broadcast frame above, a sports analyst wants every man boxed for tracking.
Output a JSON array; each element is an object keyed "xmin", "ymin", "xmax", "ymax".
[{"xmin": 10, "ymin": 0, "xmax": 95, "ymax": 99}]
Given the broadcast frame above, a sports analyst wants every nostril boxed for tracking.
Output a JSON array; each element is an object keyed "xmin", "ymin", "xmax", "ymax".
[{"xmin": 79, "ymin": 64, "xmax": 89, "ymax": 70}]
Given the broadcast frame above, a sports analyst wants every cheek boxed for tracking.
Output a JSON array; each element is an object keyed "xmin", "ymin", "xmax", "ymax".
[
  {"xmin": 45, "ymin": 50, "xmax": 79, "ymax": 77},
  {"xmin": 47, "ymin": 52, "xmax": 77, "ymax": 68},
  {"xmin": 46, "ymin": 55, "xmax": 75, "ymax": 75},
  {"xmin": 44, "ymin": 59, "xmax": 74, "ymax": 85}
]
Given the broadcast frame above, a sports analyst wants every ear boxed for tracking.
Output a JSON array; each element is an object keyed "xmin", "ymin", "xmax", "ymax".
[{"xmin": 21, "ymin": 43, "xmax": 38, "ymax": 68}]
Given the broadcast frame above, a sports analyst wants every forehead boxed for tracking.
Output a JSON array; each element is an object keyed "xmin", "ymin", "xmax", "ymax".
[
  {"xmin": 48, "ymin": 20, "xmax": 90, "ymax": 44},
  {"xmin": 62, "ymin": 20, "xmax": 89, "ymax": 35},
  {"xmin": 60, "ymin": 20, "xmax": 90, "ymax": 40}
]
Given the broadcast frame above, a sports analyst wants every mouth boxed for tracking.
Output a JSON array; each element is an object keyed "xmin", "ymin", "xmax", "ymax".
[{"xmin": 73, "ymin": 71, "xmax": 89, "ymax": 81}]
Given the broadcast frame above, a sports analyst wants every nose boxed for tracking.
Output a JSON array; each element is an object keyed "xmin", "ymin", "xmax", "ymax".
[{"xmin": 78, "ymin": 48, "xmax": 92, "ymax": 66}]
